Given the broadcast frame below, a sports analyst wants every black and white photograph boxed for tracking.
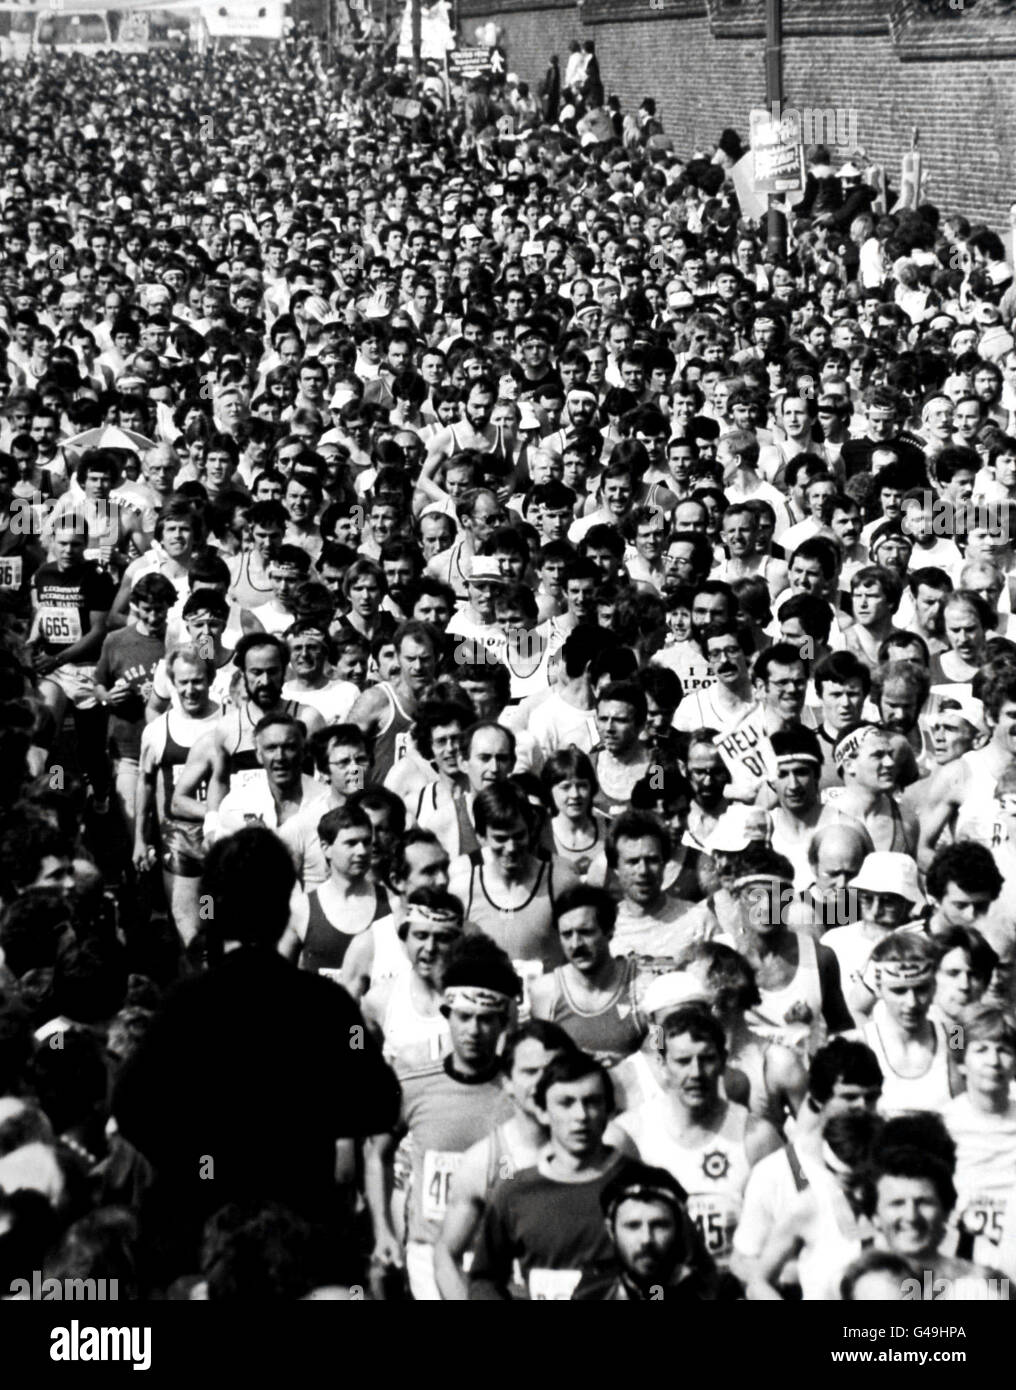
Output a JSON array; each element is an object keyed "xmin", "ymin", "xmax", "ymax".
[{"xmin": 0, "ymin": 0, "xmax": 1013, "ymax": 1362}]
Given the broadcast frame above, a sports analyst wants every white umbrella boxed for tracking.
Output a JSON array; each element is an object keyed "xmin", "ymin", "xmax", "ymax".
[{"xmin": 62, "ymin": 424, "xmax": 156, "ymax": 454}]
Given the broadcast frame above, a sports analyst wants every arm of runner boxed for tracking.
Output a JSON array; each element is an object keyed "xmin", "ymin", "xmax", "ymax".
[
  {"xmin": 297, "ymin": 702, "xmax": 326, "ymax": 739},
  {"xmin": 816, "ymin": 943, "xmax": 854, "ymax": 1034},
  {"xmin": 348, "ymin": 685, "xmax": 386, "ymax": 740},
  {"xmin": 422, "ymin": 426, "xmax": 454, "ymax": 477},
  {"xmin": 36, "ymin": 607, "xmax": 109, "ymax": 674},
  {"xmin": 527, "ymin": 972, "xmax": 554, "ymax": 1020},
  {"xmin": 744, "ymin": 1114, "xmax": 785, "ymax": 1166},
  {"xmin": 364, "ymin": 1131, "xmax": 405, "ymax": 1271},
  {"xmin": 133, "ymin": 734, "xmax": 160, "ymax": 875},
  {"xmin": 917, "ymin": 760, "xmax": 967, "ymax": 870},
  {"xmin": 763, "ymin": 1042, "xmax": 808, "ymax": 1123},
  {"xmin": 602, "ymin": 1120, "xmax": 641, "ymax": 1158},
  {"xmin": 109, "ymin": 568, "xmax": 135, "ymax": 623},
  {"xmin": 339, "ymin": 929, "xmax": 375, "ymax": 999},
  {"xmin": 239, "ymin": 606, "xmax": 267, "ymax": 636},
  {"xmin": 466, "ymin": 1187, "xmax": 517, "ymax": 1301},
  {"xmin": 433, "ymin": 1141, "xmax": 489, "ymax": 1302},
  {"xmin": 169, "ymin": 728, "xmax": 220, "ymax": 820},
  {"xmin": 745, "ymin": 1200, "xmax": 808, "ymax": 1301}
]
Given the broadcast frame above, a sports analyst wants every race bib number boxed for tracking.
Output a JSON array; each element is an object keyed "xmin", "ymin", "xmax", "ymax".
[
  {"xmin": 232, "ymin": 767, "xmax": 267, "ymax": 792},
  {"xmin": 528, "ymin": 1268, "xmax": 582, "ymax": 1301},
  {"xmin": 961, "ymin": 1197, "xmax": 1005, "ymax": 1247},
  {"xmin": 512, "ymin": 958, "xmax": 544, "ymax": 1013},
  {"xmin": 393, "ymin": 730, "xmax": 411, "ymax": 762},
  {"xmin": 37, "ymin": 606, "xmax": 82, "ymax": 645},
  {"xmin": 687, "ymin": 1193, "xmax": 738, "ymax": 1261},
  {"xmin": 0, "ymin": 557, "xmax": 23, "ymax": 590},
  {"xmin": 422, "ymin": 1149, "xmax": 462, "ymax": 1223}
]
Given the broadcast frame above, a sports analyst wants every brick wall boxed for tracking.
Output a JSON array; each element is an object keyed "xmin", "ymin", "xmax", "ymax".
[{"xmin": 456, "ymin": 0, "xmax": 1016, "ymax": 230}]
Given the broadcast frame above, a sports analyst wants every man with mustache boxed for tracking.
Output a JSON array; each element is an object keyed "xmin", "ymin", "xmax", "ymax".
[{"xmin": 530, "ymin": 884, "xmax": 648, "ymax": 1068}]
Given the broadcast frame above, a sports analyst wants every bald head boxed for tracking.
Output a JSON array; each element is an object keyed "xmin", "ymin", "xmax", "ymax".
[{"xmin": 808, "ymin": 822, "xmax": 873, "ymax": 879}]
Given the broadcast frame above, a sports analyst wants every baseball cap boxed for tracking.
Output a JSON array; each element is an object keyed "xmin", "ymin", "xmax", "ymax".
[{"xmin": 466, "ymin": 557, "xmax": 508, "ymax": 584}]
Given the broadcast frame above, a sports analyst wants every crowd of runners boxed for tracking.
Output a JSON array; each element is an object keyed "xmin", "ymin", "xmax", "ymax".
[{"xmin": 0, "ymin": 28, "xmax": 1015, "ymax": 1301}]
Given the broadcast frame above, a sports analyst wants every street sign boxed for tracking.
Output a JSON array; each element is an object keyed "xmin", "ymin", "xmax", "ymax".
[
  {"xmin": 749, "ymin": 107, "xmax": 805, "ymax": 195},
  {"xmin": 448, "ymin": 45, "xmax": 504, "ymax": 79}
]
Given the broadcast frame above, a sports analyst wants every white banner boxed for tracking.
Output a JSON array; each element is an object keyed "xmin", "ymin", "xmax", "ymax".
[{"xmin": 204, "ymin": 0, "xmax": 284, "ymax": 39}]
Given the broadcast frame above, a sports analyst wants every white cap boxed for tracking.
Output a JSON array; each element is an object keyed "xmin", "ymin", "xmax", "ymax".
[
  {"xmin": 849, "ymin": 851, "xmax": 924, "ymax": 908},
  {"xmin": 642, "ymin": 971, "xmax": 709, "ymax": 1018},
  {"xmin": 929, "ymin": 686, "xmax": 988, "ymax": 736},
  {"xmin": 466, "ymin": 556, "xmax": 507, "ymax": 584},
  {"xmin": 704, "ymin": 804, "xmax": 773, "ymax": 855}
]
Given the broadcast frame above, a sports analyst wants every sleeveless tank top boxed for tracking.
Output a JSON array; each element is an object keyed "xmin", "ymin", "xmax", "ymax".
[
  {"xmin": 545, "ymin": 956, "xmax": 645, "ymax": 1067},
  {"xmin": 371, "ymin": 682, "xmax": 414, "ymax": 783},
  {"xmin": 944, "ymin": 1094, "xmax": 1016, "ymax": 1265},
  {"xmin": 955, "ymin": 745, "xmax": 1006, "ymax": 843},
  {"xmin": 589, "ymin": 746, "xmax": 651, "ymax": 817},
  {"xmin": 464, "ymin": 850, "xmax": 566, "ymax": 979},
  {"xmin": 299, "ymin": 884, "xmax": 391, "ymax": 977},
  {"xmin": 862, "ymin": 1006, "xmax": 954, "ymax": 1117},
  {"xmin": 226, "ymin": 698, "xmax": 301, "ymax": 792},
  {"xmin": 160, "ymin": 708, "xmax": 218, "ymax": 819},
  {"xmin": 230, "ymin": 549, "xmax": 274, "ymax": 610},
  {"xmin": 619, "ymin": 1098, "xmax": 753, "ymax": 1268},
  {"xmin": 748, "ymin": 932, "xmax": 825, "ymax": 1058},
  {"xmin": 370, "ymin": 913, "xmax": 410, "ymax": 986},
  {"xmin": 381, "ymin": 968, "xmax": 449, "ymax": 1064},
  {"xmin": 826, "ymin": 795, "xmax": 910, "ymax": 853},
  {"xmin": 551, "ymin": 819, "xmax": 601, "ymax": 879}
]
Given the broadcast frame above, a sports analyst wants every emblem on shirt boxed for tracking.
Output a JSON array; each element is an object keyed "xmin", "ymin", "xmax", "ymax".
[{"xmin": 701, "ymin": 1149, "xmax": 730, "ymax": 1181}]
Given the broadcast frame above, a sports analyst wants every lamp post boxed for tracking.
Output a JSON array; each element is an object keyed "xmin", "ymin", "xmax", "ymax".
[{"xmin": 765, "ymin": 0, "xmax": 787, "ymax": 260}]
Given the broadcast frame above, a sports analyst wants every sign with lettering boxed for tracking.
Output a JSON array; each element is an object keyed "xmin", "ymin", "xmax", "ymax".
[
  {"xmin": 448, "ymin": 46, "xmax": 501, "ymax": 78},
  {"xmin": 714, "ymin": 706, "xmax": 778, "ymax": 784},
  {"xmin": 749, "ymin": 108, "xmax": 805, "ymax": 195}
]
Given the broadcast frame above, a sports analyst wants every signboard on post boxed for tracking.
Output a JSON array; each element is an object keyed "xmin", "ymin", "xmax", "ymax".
[
  {"xmin": 204, "ymin": 0, "xmax": 285, "ymax": 38},
  {"xmin": 749, "ymin": 107, "xmax": 805, "ymax": 195},
  {"xmin": 448, "ymin": 45, "xmax": 504, "ymax": 79},
  {"xmin": 391, "ymin": 97, "xmax": 422, "ymax": 119}
]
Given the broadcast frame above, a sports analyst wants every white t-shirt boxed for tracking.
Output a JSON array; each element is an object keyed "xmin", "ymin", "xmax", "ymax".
[
  {"xmin": 282, "ymin": 678, "xmax": 359, "ymax": 723},
  {"xmin": 526, "ymin": 691, "xmax": 598, "ymax": 755}
]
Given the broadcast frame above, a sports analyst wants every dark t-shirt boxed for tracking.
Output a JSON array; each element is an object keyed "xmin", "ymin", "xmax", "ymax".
[
  {"xmin": 469, "ymin": 1152, "xmax": 641, "ymax": 1299},
  {"xmin": 31, "ymin": 560, "xmax": 114, "ymax": 662},
  {"xmin": 95, "ymin": 626, "xmax": 167, "ymax": 758}
]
